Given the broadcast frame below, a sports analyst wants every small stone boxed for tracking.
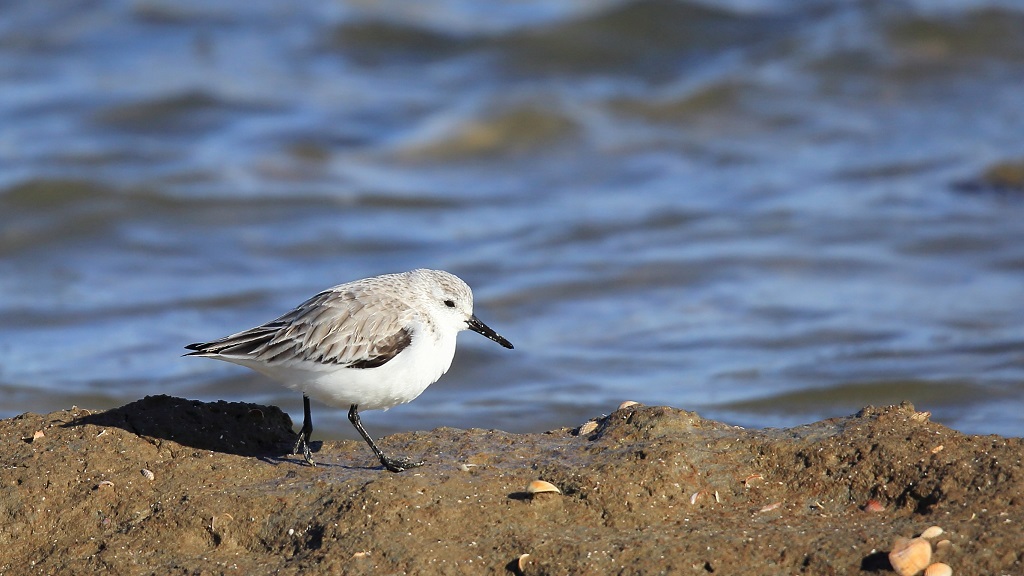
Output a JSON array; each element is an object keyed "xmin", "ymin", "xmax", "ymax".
[
  {"xmin": 920, "ymin": 526, "xmax": 943, "ymax": 539},
  {"xmin": 577, "ymin": 420, "xmax": 598, "ymax": 436},
  {"xmin": 889, "ymin": 537, "xmax": 932, "ymax": 576},
  {"xmin": 32, "ymin": 430, "xmax": 45, "ymax": 441},
  {"xmin": 910, "ymin": 410, "xmax": 931, "ymax": 422},
  {"xmin": 924, "ymin": 562, "xmax": 952, "ymax": 576}
]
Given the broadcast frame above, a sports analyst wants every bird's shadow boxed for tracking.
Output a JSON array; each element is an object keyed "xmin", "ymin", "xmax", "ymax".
[{"xmin": 63, "ymin": 394, "xmax": 309, "ymax": 462}]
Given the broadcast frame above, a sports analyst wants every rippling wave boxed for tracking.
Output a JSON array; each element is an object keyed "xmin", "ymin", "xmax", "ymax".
[{"xmin": 2, "ymin": 0, "xmax": 1023, "ymax": 438}]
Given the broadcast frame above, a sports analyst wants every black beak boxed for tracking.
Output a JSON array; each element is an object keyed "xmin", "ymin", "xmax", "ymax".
[{"xmin": 467, "ymin": 315, "xmax": 514, "ymax": 349}]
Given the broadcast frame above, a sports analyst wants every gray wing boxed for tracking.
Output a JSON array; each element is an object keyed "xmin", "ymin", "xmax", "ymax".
[{"xmin": 185, "ymin": 288, "xmax": 413, "ymax": 368}]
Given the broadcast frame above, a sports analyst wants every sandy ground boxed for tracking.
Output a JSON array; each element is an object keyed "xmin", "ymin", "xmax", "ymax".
[{"xmin": 1, "ymin": 395, "xmax": 1020, "ymax": 575}]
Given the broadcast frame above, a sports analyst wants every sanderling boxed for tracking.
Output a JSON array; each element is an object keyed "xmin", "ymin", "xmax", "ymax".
[{"xmin": 185, "ymin": 269, "xmax": 514, "ymax": 472}]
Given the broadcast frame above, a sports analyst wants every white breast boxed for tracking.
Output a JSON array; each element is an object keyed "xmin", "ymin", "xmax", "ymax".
[{"xmin": 252, "ymin": 320, "xmax": 460, "ymax": 412}]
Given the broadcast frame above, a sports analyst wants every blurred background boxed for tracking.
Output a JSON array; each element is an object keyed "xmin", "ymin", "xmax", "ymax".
[{"xmin": 2, "ymin": 0, "xmax": 1023, "ymax": 440}]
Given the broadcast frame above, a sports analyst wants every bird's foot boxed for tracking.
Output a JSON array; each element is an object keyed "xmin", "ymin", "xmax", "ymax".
[
  {"xmin": 380, "ymin": 456, "xmax": 424, "ymax": 473},
  {"xmin": 292, "ymin": 435, "xmax": 316, "ymax": 467}
]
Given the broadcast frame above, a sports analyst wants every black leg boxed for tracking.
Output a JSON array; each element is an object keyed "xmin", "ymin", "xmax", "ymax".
[
  {"xmin": 348, "ymin": 404, "xmax": 423, "ymax": 473},
  {"xmin": 292, "ymin": 394, "xmax": 315, "ymax": 466}
]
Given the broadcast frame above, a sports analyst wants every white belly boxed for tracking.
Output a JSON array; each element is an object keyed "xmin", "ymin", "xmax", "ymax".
[{"xmin": 237, "ymin": 326, "xmax": 459, "ymax": 412}]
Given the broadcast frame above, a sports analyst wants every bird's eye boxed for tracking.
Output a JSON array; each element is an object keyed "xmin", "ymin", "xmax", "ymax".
[{"xmin": 444, "ymin": 299, "xmax": 456, "ymax": 308}]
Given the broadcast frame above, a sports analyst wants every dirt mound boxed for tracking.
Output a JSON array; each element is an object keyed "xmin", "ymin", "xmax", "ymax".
[{"xmin": 1, "ymin": 397, "xmax": 1020, "ymax": 574}]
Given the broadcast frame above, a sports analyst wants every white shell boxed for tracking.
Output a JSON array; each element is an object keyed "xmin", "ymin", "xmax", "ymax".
[
  {"xmin": 889, "ymin": 537, "xmax": 931, "ymax": 576},
  {"xmin": 920, "ymin": 526, "xmax": 943, "ymax": 539},
  {"xmin": 526, "ymin": 480, "xmax": 561, "ymax": 495}
]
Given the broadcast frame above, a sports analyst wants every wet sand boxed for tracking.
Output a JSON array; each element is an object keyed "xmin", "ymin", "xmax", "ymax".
[{"xmin": 1, "ymin": 396, "xmax": 1021, "ymax": 574}]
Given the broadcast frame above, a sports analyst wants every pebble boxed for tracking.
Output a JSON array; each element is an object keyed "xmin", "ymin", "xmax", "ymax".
[
  {"xmin": 920, "ymin": 526, "xmax": 943, "ymax": 539},
  {"xmin": 889, "ymin": 537, "xmax": 931, "ymax": 576},
  {"xmin": 577, "ymin": 420, "xmax": 598, "ymax": 436},
  {"xmin": 910, "ymin": 410, "xmax": 932, "ymax": 422},
  {"xmin": 924, "ymin": 563, "xmax": 952, "ymax": 576}
]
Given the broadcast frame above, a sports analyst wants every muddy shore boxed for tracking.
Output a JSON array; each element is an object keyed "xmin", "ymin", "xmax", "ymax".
[{"xmin": 1, "ymin": 396, "xmax": 1021, "ymax": 575}]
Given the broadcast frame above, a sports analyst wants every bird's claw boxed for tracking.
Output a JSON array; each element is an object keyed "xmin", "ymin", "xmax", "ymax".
[
  {"xmin": 293, "ymin": 435, "xmax": 316, "ymax": 467},
  {"xmin": 382, "ymin": 457, "xmax": 424, "ymax": 473}
]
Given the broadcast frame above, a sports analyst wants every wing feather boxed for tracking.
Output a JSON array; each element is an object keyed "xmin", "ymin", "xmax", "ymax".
[{"xmin": 185, "ymin": 287, "xmax": 414, "ymax": 368}]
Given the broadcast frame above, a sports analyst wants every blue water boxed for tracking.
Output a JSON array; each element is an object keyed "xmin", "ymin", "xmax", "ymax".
[{"xmin": 2, "ymin": 0, "xmax": 1024, "ymax": 440}]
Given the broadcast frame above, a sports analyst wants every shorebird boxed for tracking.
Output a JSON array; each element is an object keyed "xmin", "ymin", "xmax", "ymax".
[{"xmin": 185, "ymin": 269, "xmax": 513, "ymax": 472}]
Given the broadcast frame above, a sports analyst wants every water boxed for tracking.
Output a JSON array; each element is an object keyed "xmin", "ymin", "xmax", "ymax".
[{"xmin": 2, "ymin": 0, "xmax": 1023, "ymax": 440}]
